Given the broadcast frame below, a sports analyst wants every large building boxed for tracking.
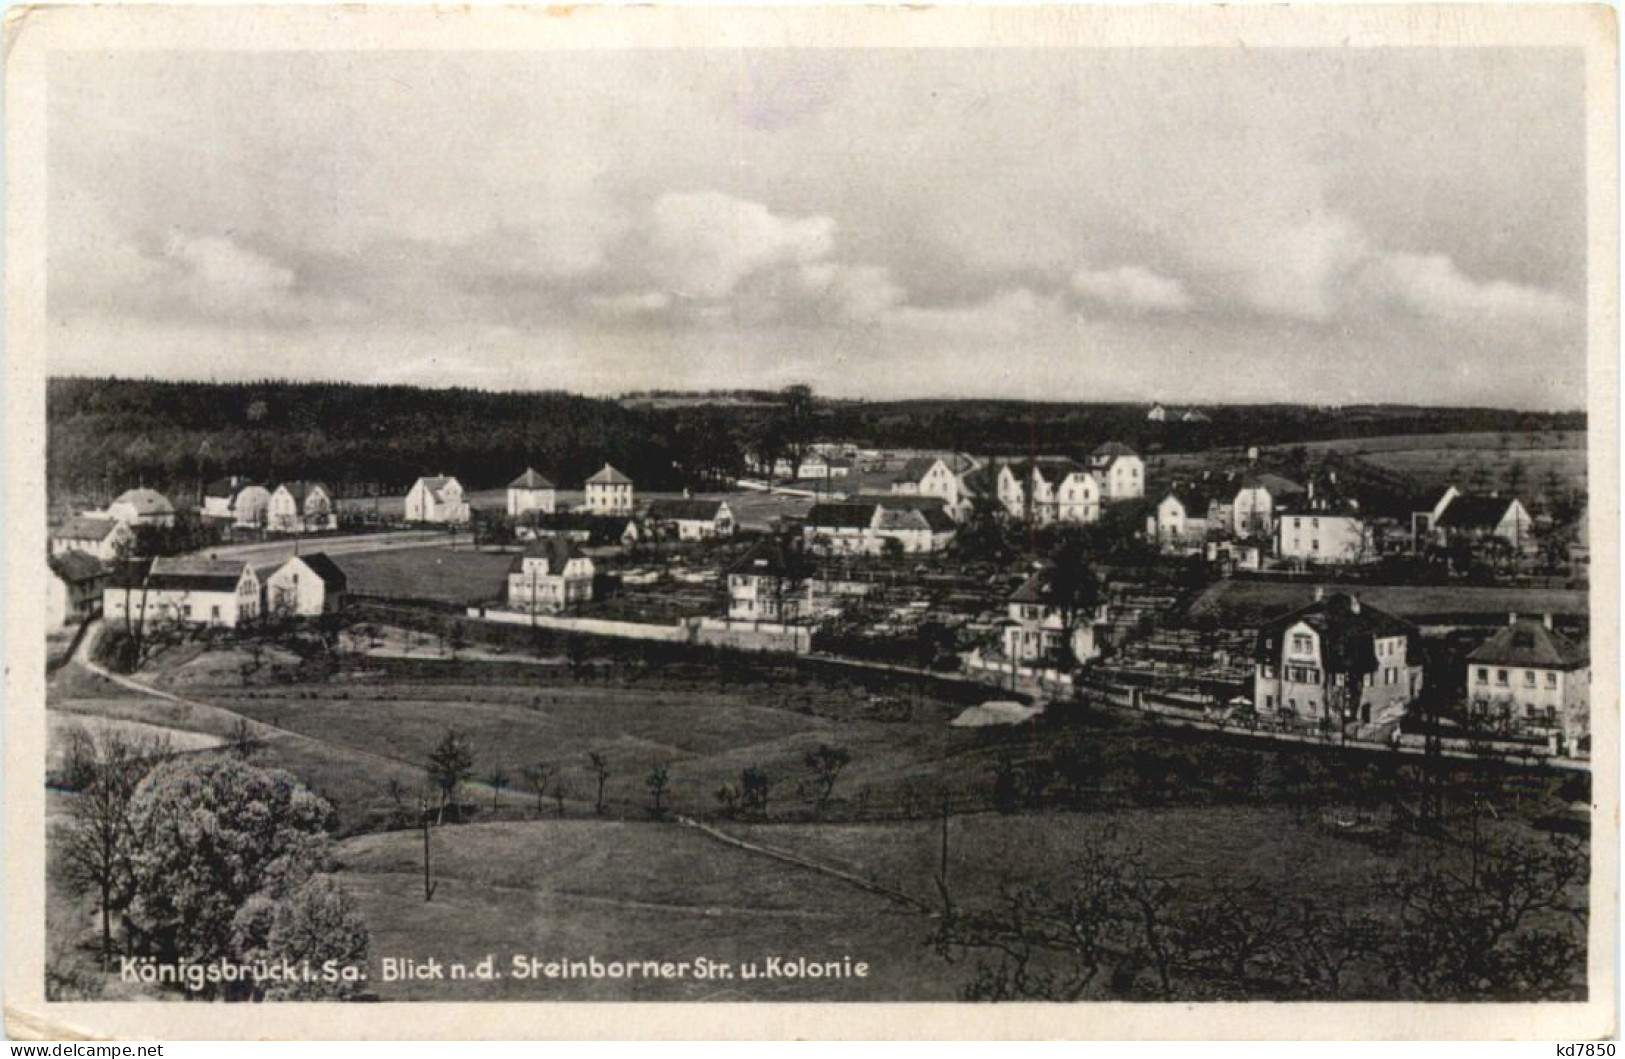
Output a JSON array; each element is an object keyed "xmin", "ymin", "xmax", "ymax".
[
  {"xmin": 646, "ymin": 498, "xmax": 735, "ymax": 540},
  {"xmin": 890, "ymin": 455, "xmax": 979, "ymax": 520},
  {"xmin": 51, "ymin": 516, "xmax": 135, "ymax": 562},
  {"xmin": 1432, "ymin": 495, "xmax": 1534, "ymax": 553},
  {"xmin": 803, "ymin": 498, "xmax": 956, "ymax": 555},
  {"xmin": 1252, "ymin": 591, "xmax": 1422, "ymax": 729},
  {"xmin": 1275, "ymin": 500, "xmax": 1371, "ymax": 565},
  {"xmin": 104, "ymin": 557, "xmax": 262, "ymax": 629},
  {"xmin": 506, "ymin": 538, "xmax": 595, "ymax": 614},
  {"xmin": 995, "ymin": 458, "xmax": 1099, "ymax": 525},
  {"xmin": 1465, "ymin": 615, "xmax": 1589, "ymax": 751}
]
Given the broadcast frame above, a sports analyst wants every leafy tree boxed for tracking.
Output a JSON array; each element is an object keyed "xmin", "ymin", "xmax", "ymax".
[
  {"xmin": 740, "ymin": 765, "xmax": 771, "ymax": 817},
  {"xmin": 803, "ymin": 744, "xmax": 852, "ymax": 811},
  {"xmin": 487, "ymin": 768, "xmax": 510, "ymax": 812},
  {"xmin": 426, "ymin": 728, "xmax": 475, "ymax": 824},
  {"xmin": 230, "ymin": 874, "xmax": 370, "ymax": 1000},
  {"xmin": 645, "ymin": 763, "xmax": 671, "ymax": 819}
]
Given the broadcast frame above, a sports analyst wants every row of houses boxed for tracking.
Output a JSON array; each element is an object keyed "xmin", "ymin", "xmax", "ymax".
[
  {"xmin": 887, "ymin": 443, "xmax": 1147, "ymax": 525},
  {"xmin": 93, "ymin": 552, "xmax": 349, "ymax": 630}
]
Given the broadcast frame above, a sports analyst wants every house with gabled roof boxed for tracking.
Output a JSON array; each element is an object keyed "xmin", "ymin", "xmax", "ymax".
[
  {"xmin": 104, "ymin": 556, "xmax": 261, "ymax": 629},
  {"xmin": 506, "ymin": 468, "xmax": 557, "ymax": 518},
  {"xmin": 1465, "ymin": 615, "xmax": 1589, "ymax": 749},
  {"xmin": 727, "ymin": 539, "xmax": 810, "ymax": 624},
  {"xmin": 268, "ymin": 481, "xmax": 336, "ymax": 533},
  {"xmin": 891, "ymin": 454, "xmax": 979, "ymax": 519},
  {"xmin": 1147, "ymin": 484, "xmax": 1215, "ymax": 554},
  {"xmin": 51, "ymin": 516, "xmax": 135, "ymax": 562},
  {"xmin": 804, "ymin": 497, "xmax": 956, "ymax": 555},
  {"xmin": 584, "ymin": 463, "xmax": 634, "ymax": 516},
  {"xmin": 266, "ymin": 553, "xmax": 349, "ymax": 617},
  {"xmin": 405, "ymin": 475, "xmax": 470, "ymax": 524},
  {"xmin": 1253, "ymin": 591, "xmax": 1421, "ymax": 728},
  {"xmin": 105, "ymin": 488, "xmax": 176, "ymax": 527},
  {"xmin": 1231, "ymin": 473, "xmax": 1305, "ymax": 539},
  {"xmin": 1432, "ymin": 494, "xmax": 1533, "ymax": 553},
  {"xmin": 646, "ymin": 498, "xmax": 734, "ymax": 540},
  {"xmin": 994, "ymin": 457, "xmax": 1100, "ymax": 525},
  {"xmin": 202, "ymin": 476, "xmax": 273, "ymax": 528},
  {"xmin": 507, "ymin": 538, "xmax": 595, "ymax": 614},
  {"xmin": 1087, "ymin": 442, "xmax": 1145, "ymax": 501},
  {"xmin": 1002, "ymin": 564, "xmax": 1108, "ymax": 668},
  {"xmin": 48, "ymin": 550, "xmax": 108, "ymax": 625}
]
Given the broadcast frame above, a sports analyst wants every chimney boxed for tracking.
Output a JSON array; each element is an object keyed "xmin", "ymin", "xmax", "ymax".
[
  {"xmin": 1307, "ymin": 480, "xmax": 1315, "ymax": 500},
  {"xmin": 1508, "ymin": 612, "xmax": 1519, "ymax": 626},
  {"xmin": 1543, "ymin": 613, "xmax": 1554, "ymax": 630},
  {"xmin": 1349, "ymin": 594, "xmax": 1361, "ymax": 614}
]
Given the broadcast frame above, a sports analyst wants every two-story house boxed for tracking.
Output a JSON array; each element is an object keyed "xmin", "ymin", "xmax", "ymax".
[
  {"xmin": 507, "ymin": 538, "xmax": 595, "ymax": 614},
  {"xmin": 1253, "ymin": 591, "xmax": 1421, "ymax": 728},
  {"xmin": 105, "ymin": 488, "xmax": 176, "ymax": 528},
  {"xmin": 1002, "ymin": 567, "xmax": 1108, "ymax": 669},
  {"xmin": 1087, "ymin": 442, "xmax": 1145, "ymax": 502},
  {"xmin": 265, "ymin": 553, "xmax": 349, "ymax": 617},
  {"xmin": 202, "ymin": 477, "xmax": 273, "ymax": 528},
  {"xmin": 268, "ymin": 481, "xmax": 336, "ymax": 533},
  {"xmin": 996, "ymin": 458, "xmax": 1100, "ymax": 524},
  {"xmin": 48, "ymin": 551, "xmax": 108, "ymax": 626},
  {"xmin": 584, "ymin": 464, "xmax": 635, "ymax": 516},
  {"xmin": 51, "ymin": 517, "xmax": 136, "ymax": 562},
  {"xmin": 1147, "ymin": 485, "xmax": 1213, "ymax": 554},
  {"xmin": 1275, "ymin": 496, "xmax": 1371, "ymax": 565},
  {"xmin": 726, "ymin": 539, "xmax": 808, "ymax": 624},
  {"xmin": 1465, "ymin": 615, "xmax": 1589, "ymax": 751},
  {"xmin": 104, "ymin": 557, "xmax": 262, "ymax": 629},
  {"xmin": 404, "ymin": 475, "xmax": 470, "ymax": 524},
  {"xmin": 506, "ymin": 468, "xmax": 557, "ymax": 517},
  {"xmin": 1230, "ymin": 474, "xmax": 1305, "ymax": 539}
]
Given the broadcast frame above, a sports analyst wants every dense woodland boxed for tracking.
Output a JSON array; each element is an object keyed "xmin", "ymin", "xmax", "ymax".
[{"xmin": 48, "ymin": 376, "xmax": 1584, "ymax": 510}]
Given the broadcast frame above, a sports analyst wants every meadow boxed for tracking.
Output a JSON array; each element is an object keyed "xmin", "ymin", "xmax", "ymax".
[{"xmin": 1187, "ymin": 580, "xmax": 1589, "ymax": 626}]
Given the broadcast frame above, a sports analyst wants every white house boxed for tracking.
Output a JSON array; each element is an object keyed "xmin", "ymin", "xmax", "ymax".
[
  {"xmin": 803, "ymin": 498, "xmax": 956, "ymax": 555},
  {"xmin": 268, "ymin": 481, "xmax": 336, "ymax": 533},
  {"xmin": 48, "ymin": 551, "xmax": 107, "ymax": 626},
  {"xmin": 1146, "ymin": 403, "xmax": 1168, "ymax": 422},
  {"xmin": 891, "ymin": 455, "xmax": 978, "ymax": 520},
  {"xmin": 1252, "ymin": 591, "xmax": 1421, "ymax": 728},
  {"xmin": 404, "ymin": 476, "xmax": 470, "ymax": 524},
  {"xmin": 1147, "ymin": 486, "xmax": 1213, "ymax": 554},
  {"xmin": 996, "ymin": 458, "xmax": 1099, "ymax": 524},
  {"xmin": 1276, "ymin": 504, "xmax": 1372, "ymax": 565},
  {"xmin": 1465, "ymin": 615, "xmax": 1589, "ymax": 750},
  {"xmin": 1230, "ymin": 474, "xmax": 1305, "ymax": 539},
  {"xmin": 1002, "ymin": 568, "xmax": 1107, "ymax": 668},
  {"xmin": 105, "ymin": 488, "xmax": 176, "ymax": 528},
  {"xmin": 646, "ymin": 498, "xmax": 735, "ymax": 540},
  {"xmin": 727, "ymin": 539, "xmax": 807, "ymax": 623},
  {"xmin": 202, "ymin": 477, "xmax": 273, "ymax": 528},
  {"xmin": 51, "ymin": 517, "xmax": 135, "ymax": 562},
  {"xmin": 584, "ymin": 464, "xmax": 635, "ymax": 516},
  {"xmin": 506, "ymin": 468, "xmax": 557, "ymax": 517},
  {"xmin": 506, "ymin": 538, "xmax": 595, "ymax": 614},
  {"xmin": 265, "ymin": 553, "xmax": 349, "ymax": 618},
  {"xmin": 104, "ymin": 557, "xmax": 261, "ymax": 629},
  {"xmin": 1087, "ymin": 443, "xmax": 1145, "ymax": 502}
]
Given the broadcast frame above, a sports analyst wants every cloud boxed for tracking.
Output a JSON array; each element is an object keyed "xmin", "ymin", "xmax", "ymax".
[
  {"xmin": 1358, "ymin": 251, "xmax": 1574, "ymax": 327},
  {"xmin": 1071, "ymin": 264, "xmax": 1192, "ymax": 312},
  {"xmin": 587, "ymin": 291, "xmax": 673, "ymax": 316},
  {"xmin": 642, "ymin": 191, "xmax": 836, "ymax": 300},
  {"xmin": 797, "ymin": 262, "xmax": 905, "ymax": 322}
]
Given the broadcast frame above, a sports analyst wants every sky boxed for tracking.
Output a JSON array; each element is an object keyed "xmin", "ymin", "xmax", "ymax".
[{"xmin": 47, "ymin": 47, "xmax": 1588, "ymax": 408}]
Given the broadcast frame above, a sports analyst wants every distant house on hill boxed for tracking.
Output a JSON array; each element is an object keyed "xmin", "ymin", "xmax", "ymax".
[
  {"xmin": 1465, "ymin": 615, "xmax": 1589, "ymax": 751},
  {"xmin": 1180, "ymin": 409, "xmax": 1212, "ymax": 423},
  {"xmin": 202, "ymin": 477, "xmax": 272, "ymax": 528},
  {"xmin": 1252, "ymin": 591, "xmax": 1421, "ymax": 729},
  {"xmin": 405, "ymin": 475, "xmax": 469, "ymax": 524},
  {"xmin": 105, "ymin": 488, "xmax": 175, "ymax": 528},
  {"xmin": 507, "ymin": 538, "xmax": 595, "ymax": 614},
  {"xmin": 584, "ymin": 463, "xmax": 635, "ymax": 516},
  {"xmin": 104, "ymin": 557, "xmax": 261, "ymax": 629},
  {"xmin": 268, "ymin": 481, "xmax": 336, "ymax": 533},
  {"xmin": 646, "ymin": 498, "xmax": 735, "ymax": 540},
  {"xmin": 51, "ymin": 516, "xmax": 135, "ymax": 562},
  {"xmin": 1146, "ymin": 403, "xmax": 1168, "ymax": 422},
  {"xmin": 506, "ymin": 468, "xmax": 557, "ymax": 518},
  {"xmin": 266, "ymin": 553, "xmax": 349, "ymax": 617},
  {"xmin": 48, "ymin": 550, "xmax": 108, "ymax": 626}
]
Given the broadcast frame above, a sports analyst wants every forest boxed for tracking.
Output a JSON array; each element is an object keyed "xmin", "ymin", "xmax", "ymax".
[{"xmin": 48, "ymin": 376, "xmax": 1584, "ymax": 510}]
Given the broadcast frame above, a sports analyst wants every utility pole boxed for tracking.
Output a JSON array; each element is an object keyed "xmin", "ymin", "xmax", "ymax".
[{"xmin": 419, "ymin": 794, "xmax": 437, "ymax": 902}]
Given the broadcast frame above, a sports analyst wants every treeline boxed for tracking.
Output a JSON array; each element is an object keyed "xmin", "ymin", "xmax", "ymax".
[{"xmin": 48, "ymin": 376, "xmax": 753, "ymax": 506}]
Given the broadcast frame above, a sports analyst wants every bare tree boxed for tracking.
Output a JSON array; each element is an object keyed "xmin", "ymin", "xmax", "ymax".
[
  {"xmin": 521, "ymin": 762, "xmax": 553, "ymax": 814},
  {"xmin": 486, "ymin": 768, "xmax": 510, "ymax": 812},
  {"xmin": 803, "ymin": 744, "xmax": 851, "ymax": 811},
  {"xmin": 645, "ymin": 763, "xmax": 671, "ymax": 819},
  {"xmin": 588, "ymin": 752, "xmax": 611, "ymax": 815}
]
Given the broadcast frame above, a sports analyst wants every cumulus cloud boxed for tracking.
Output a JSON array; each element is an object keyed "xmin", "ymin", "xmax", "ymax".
[
  {"xmin": 1071, "ymin": 264, "xmax": 1192, "ymax": 312},
  {"xmin": 643, "ymin": 191, "xmax": 836, "ymax": 300},
  {"xmin": 797, "ymin": 261, "xmax": 906, "ymax": 322},
  {"xmin": 1357, "ymin": 251, "xmax": 1573, "ymax": 327}
]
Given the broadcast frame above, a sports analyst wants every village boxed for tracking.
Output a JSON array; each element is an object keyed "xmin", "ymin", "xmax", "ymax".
[{"xmin": 48, "ymin": 411, "xmax": 1592, "ymax": 769}]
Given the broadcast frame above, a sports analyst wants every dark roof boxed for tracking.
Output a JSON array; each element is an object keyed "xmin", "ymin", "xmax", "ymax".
[
  {"xmin": 277, "ymin": 481, "xmax": 326, "ymax": 505},
  {"xmin": 290, "ymin": 552, "xmax": 348, "ymax": 591},
  {"xmin": 1254, "ymin": 593, "xmax": 1417, "ymax": 675},
  {"xmin": 509, "ymin": 537, "xmax": 586, "ymax": 576},
  {"xmin": 1090, "ymin": 441, "xmax": 1138, "ymax": 464},
  {"xmin": 1160, "ymin": 484, "xmax": 1215, "ymax": 513},
  {"xmin": 1012, "ymin": 457, "xmax": 1088, "ymax": 486},
  {"xmin": 920, "ymin": 508, "xmax": 957, "ymax": 532},
  {"xmin": 728, "ymin": 539, "xmax": 807, "ymax": 579},
  {"xmin": 54, "ymin": 517, "xmax": 122, "ymax": 542},
  {"xmin": 1468, "ymin": 618, "xmax": 1588, "ymax": 669},
  {"xmin": 521, "ymin": 512, "xmax": 635, "ymax": 545},
  {"xmin": 647, "ymin": 498, "xmax": 725, "ymax": 521},
  {"xmin": 806, "ymin": 502, "xmax": 878, "ymax": 530},
  {"xmin": 1009, "ymin": 567, "xmax": 1101, "ymax": 607},
  {"xmin": 1435, "ymin": 495, "xmax": 1521, "ymax": 531},
  {"xmin": 146, "ymin": 558, "xmax": 252, "ymax": 593},
  {"xmin": 586, "ymin": 463, "xmax": 633, "ymax": 486},
  {"xmin": 204, "ymin": 476, "xmax": 249, "ymax": 499},
  {"xmin": 49, "ymin": 550, "xmax": 106, "ymax": 584},
  {"xmin": 509, "ymin": 468, "xmax": 555, "ymax": 490},
  {"xmin": 1237, "ymin": 473, "xmax": 1305, "ymax": 498}
]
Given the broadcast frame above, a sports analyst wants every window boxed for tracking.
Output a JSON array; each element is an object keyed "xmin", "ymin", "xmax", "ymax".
[
  {"xmin": 1290, "ymin": 633, "xmax": 1313, "ymax": 655},
  {"xmin": 1312, "ymin": 540, "xmax": 1320, "ymax": 551},
  {"xmin": 1524, "ymin": 671, "xmax": 1536, "ymax": 688},
  {"xmin": 1547, "ymin": 672, "xmax": 1558, "ymax": 688},
  {"xmin": 1312, "ymin": 518, "xmax": 1320, "ymax": 529},
  {"xmin": 1264, "ymin": 695, "xmax": 1274, "ymax": 708},
  {"xmin": 210, "ymin": 605, "xmax": 221, "ymax": 620},
  {"xmin": 1477, "ymin": 667, "xmax": 1488, "ymax": 683},
  {"xmin": 1497, "ymin": 669, "xmax": 1509, "ymax": 685}
]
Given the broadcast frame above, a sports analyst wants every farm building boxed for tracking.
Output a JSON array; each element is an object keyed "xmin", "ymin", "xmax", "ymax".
[
  {"xmin": 1432, "ymin": 494, "xmax": 1534, "ymax": 553},
  {"xmin": 104, "ymin": 557, "xmax": 262, "ymax": 629},
  {"xmin": 104, "ymin": 488, "xmax": 176, "ymax": 528},
  {"xmin": 51, "ymin": 516, "xmax": 134, "ymax": 562},
  {"xmin": 48, "ymin": 550, "xmax": 107, "ymax": 626},
  {"xmin": 506, "ymin": 468, "xmax": 557, "ymax": 517},
  {"xmin": 646, "ymin": 498, "xmax": 735, "ymax": 540},
  {"xmin": 266, "ymin": 553, "xmax": 349, "ymax": 617},
  {"xmin": 405, "ymin": 475, "xmax": 470, "ymax": 524},
  {"xmin": 268, "ymin": 481, "xmax": 336, "ymax": 533},
  {"xmin": 202, "ymin": 477, "xmax": 272, "ymax": 528},
  {"xmin": 584, "ymin": 464, "xmax": 635, "ymax": 516},
  {"xmin": 1465, "ymin": 615, "xmax": 1589, "ymax": 752},
  {"xmin": 1252, "ymin": 591, "xmax": 1422, "ymax": 729},
  {"xmin": 507, "ymin": 538, "xmax": 595, "ymax": 614},
  {"xmin": 517, "ymin": 512, "xmax": 640, "ymax": 548},
  {"xmin": 803, "ymin": 498, "xmax": 956, "ymax": 555}
]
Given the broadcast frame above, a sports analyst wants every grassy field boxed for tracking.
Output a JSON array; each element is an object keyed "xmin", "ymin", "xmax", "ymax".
[{"xmin": 338, "ymin": 547, "xmax": 515, "ymax": 605}]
